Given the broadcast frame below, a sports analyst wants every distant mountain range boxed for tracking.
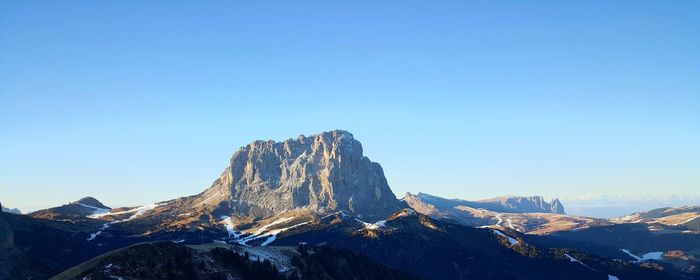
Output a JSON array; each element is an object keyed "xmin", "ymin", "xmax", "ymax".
[
  {"xmin": 404, "ymin": 192, "xmax": 565, "ymax": 214},
  {"xmin": 562, "ymin": 194, "xmax": 700, "ymax": 218},
  {"xmin": 2, "ymin": 130, "xmax": 698, "ymax": 280},
  {"xmin": 403, "ymin": 192, "xmax": 605, "ymax": 235}
]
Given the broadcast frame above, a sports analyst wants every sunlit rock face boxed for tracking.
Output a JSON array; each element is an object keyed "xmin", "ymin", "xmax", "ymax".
[{"xmin": 194, "ymin": 130, "xmax": 403, "ymax": 219}]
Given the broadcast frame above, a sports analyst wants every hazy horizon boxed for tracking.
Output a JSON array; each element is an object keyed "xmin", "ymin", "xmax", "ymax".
[
  {"xmin": 4, "ymin": 128, "xmax": 700, "ymax": 216},
  {"xmin": 2, "ymin": 1, "xmax": 699, "ymax": 214}
]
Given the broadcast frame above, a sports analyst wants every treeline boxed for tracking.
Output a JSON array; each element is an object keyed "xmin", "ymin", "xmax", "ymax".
[
  {"xmin": 212, "ymin": 244, "xmax": 420, "ymax": 280},
  {"xmin": 291, "ymin": 244, "xmax": 420, "ymax": 280},
  {"xmin": 76, "ymin": 242, "xmax": 419, "ymax": 280},
  {"xmin": 210, "ymin": 247, "xmax": 287, "ymax": 280}
]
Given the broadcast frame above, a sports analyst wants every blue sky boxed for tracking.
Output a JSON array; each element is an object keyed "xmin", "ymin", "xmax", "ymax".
[{"xmin": 1, "ymin": 1, "xmax": 699, "ymax": 212}]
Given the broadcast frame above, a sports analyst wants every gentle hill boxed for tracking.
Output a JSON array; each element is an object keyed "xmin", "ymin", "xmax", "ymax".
[{"xmin": 31, "ymin": 197, "xmax": 111, "ymax": 220}]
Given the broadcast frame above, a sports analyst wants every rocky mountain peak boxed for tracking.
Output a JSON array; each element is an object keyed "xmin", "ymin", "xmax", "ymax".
[{"xmin": 193, "ymin": 130, "xmax": 403, "ymax": 219}]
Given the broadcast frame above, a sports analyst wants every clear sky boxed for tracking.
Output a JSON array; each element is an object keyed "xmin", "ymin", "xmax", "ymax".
[{"xmin": 1, "ymin": 1, "xmax": 699, "ymax": 212}]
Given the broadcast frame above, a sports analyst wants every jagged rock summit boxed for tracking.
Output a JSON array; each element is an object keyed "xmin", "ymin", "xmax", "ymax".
[{"xmin": 190, "ymin": 130, "xmax": 404, "ymax": 219}]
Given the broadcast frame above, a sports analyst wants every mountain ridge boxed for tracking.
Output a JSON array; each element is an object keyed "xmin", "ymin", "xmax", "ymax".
[{"xmin": 405, "ymin": 192, "xmax": 566, "ymax": 214}]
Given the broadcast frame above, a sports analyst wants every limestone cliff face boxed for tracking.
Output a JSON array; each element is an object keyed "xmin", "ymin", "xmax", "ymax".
[{"xmin": 195, "ymin": 130, "xmax": 403, "ymax": 219}]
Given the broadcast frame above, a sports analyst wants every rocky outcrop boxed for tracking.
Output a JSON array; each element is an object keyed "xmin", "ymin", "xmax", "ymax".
[{"xmin": 192, "ymin": 130, "xmax": 403, "ymax": 219}]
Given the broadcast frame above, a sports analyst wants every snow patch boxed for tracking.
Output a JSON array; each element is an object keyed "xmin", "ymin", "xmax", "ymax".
[
  {"xmin": 621, "ymin": 249, "xmax": 642, "ymax": 261},
  {"xmin": 564, "ymin": 253, "xmax": 593, "ymax": 270},
  {"xmin": 254, "ymin": 217, "xmax": 293, "ymax": 235},
  {"xmin": 620, "ymin": 249, "xmax": 664, "ymax": 262},
  {"xmin": 355, "ymin": 218, "xmax": 389, "ymax": 231},
  {"xmin": 365, "ymin": 220, "xmax": 386, "ymax": 230},
  {"xmin": 87, "ymin": 223, "xmax": 111, "ymax": 241},
  {"xmin": 492, "ymin": 229, "xmax": 519, "ymax": 246},
  {"xmin": 641, "ymin": 252, "xmax": 663, "ymax": 261},
  {"xmin": 88, "ymin": 203, "xmax": 166, "ymax": 219},
  {"xmin": 617, "ymin": 214, "xmax": 642, "ymax": 223},
  {"xmin": 236, "ymin": 219, "xmax": 309, "ymax": 246},
  {"xmin": 220, "ymin": 216, "xmax": 241, "ymax": 238},
  {"xmin": 393, "ymin": 209, "xmax": 417, "ymax": 218},
  {"xmin": 86, "ymin": 203, "xmax": 166, "ymax": 242},
  {"xmin": 259, "ymin": 221, "xmax": 309, "ymax": 246},
  {"xmin": 261, "ymin": 235, "xmax": 277, "ymax": 246},
  {"xmin": 77, "ymin": 203, "xmax": 110, "ymax": 214}
]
